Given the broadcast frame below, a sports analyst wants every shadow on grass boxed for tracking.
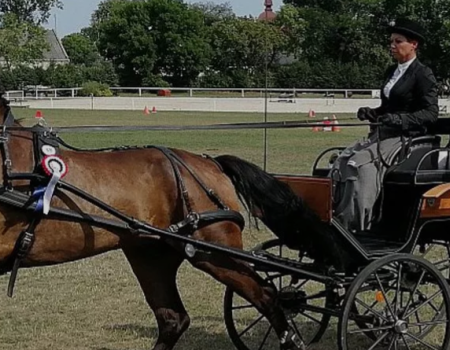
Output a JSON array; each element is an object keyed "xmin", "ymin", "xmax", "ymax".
[
  {"xmin": 98, "ymin": 317, "xmax": 236, "ymax": 350},
  {"xmin": 99, "ymin": 321, "xmax": 443, "ymax": 350}
]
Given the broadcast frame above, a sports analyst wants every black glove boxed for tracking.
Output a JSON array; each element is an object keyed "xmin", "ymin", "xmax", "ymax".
[
  {"xmin": 378, "ymin": 113, "xmax": 403, "ymax": 128},
  {"xmin": 357, "ymin": 107, "xmax": 377, "ymax": 122}
]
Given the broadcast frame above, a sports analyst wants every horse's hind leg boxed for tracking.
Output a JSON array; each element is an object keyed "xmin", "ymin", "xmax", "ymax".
[
  {"xmin": 188, "ymin": 226, "xmax": 304, "ymax": 350},
  {"xmin": 122, "ymin": 241, "xmax": 189, "ymax": 350}
]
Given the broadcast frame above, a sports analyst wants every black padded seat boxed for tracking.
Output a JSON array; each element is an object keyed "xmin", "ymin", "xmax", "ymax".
[
  {"xmin": 352, "ymin": 232, "xmax": 406, "ymax": 253},
  {"xmin": 384, "ymin": 136, "xmax": 444, "ymax": 185}
]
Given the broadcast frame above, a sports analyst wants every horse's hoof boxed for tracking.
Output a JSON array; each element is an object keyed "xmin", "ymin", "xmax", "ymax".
[{"xmin": 280, "ymin": 329, "xmax": 306, "ymax": 350}]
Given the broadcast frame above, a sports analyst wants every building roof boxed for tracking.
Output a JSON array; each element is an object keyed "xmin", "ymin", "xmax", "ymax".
[
  {"xmin": 42, "ymin": 29, "xmax": 70, "ymax": 61},
  {"xmin": 258, "ymin": 0, "xmax": 277, "ymax": 21}
]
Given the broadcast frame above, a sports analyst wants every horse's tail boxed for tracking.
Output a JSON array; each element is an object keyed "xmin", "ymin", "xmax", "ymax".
[{"xmin": 214, "ymin": 154, "xmax": 351, "ymax": 270}]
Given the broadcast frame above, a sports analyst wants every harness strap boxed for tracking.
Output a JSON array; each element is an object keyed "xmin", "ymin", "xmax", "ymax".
[
  {"xmin": 157, "ymin": 147, "xmax": 229, "ymax": 210},
  {"xmin": 154, "ymin": 146, "xmax": 194, "ymax": 215},
  {"xmin": 0, "ymin": 108, "xmax": 15, "ymax": 189},
  {"xmin": 7, "ymin": 216, "xmax": 41, "ymax": 297}
]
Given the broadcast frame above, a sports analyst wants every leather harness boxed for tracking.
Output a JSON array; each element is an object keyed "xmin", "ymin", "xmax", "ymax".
[{"xmin": 0, "ymin": 109, "xmax": 245, "ymax": 296}]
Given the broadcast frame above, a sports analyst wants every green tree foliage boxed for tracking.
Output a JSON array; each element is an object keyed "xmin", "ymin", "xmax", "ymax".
[
  {"xmin": 188, "ymin": 1, "xmax": 235, "ymax": 25},
  {"xmin": 204, "ymin": 18, "xmax": 287, "ymax": 87},
  {"xmin": 0, "ymin": 13, "xmax": 48, "ymax": 70},
  {"xmin": 94, "ymin": 0, "xmax": 211, "ymax": 86},
  {"xmin": 62, "ymin": 33, "xmax": 100, "ymax": 66},
  {"xmin": 282, "ymin": 0, "xmax": 450, "ymax": 83},
  {"xmin": 0, "ymin": 0, "xmax": 62, "ymax": 24}
]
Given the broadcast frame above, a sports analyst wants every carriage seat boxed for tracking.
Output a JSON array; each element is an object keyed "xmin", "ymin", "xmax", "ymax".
[{"xmin": 384, "ymin": 135, "xmax": 449, "ymax": 185}]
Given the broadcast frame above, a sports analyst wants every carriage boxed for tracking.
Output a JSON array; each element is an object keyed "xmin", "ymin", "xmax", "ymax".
[
  {"xmin": 223, "ymin": 121, "xmax": 450, "ymax": 350},
  {"xmin": 1, "ymin": 101, "xmax": 450, "ymax": 350}
]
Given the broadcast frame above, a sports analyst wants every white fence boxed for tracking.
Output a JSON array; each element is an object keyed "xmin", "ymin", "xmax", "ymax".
[
  {"xmin": 5, "ymin": 86, "xmax": 380, "ymax": 100},
  {"xmin": 5, "ymin": 87, "xmax": 449, "ymax": 114}
]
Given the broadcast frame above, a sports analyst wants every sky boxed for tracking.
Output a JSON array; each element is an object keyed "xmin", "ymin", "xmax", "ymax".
[{"xmin": 46, "ymin": 0, "xmax": 282, "ymax": 38}]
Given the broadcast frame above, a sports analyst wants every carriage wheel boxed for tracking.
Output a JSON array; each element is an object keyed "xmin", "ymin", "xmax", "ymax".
[
  {"xmin": 224, "ymin": 239, "xmax": 332, "ymax": 350},
  {"xmin": 338, "ymin": 254, "xmax": 450, "ymax": 350},
  {"xmin": 353, "ymin": 242, "xmax": 450, "ymax": 342},
  {"xmin": 415, "ymin": 241, "xmax": 450, "ymax": 332}
]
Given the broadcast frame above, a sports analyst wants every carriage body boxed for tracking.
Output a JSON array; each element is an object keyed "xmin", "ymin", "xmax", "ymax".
[{"xmin": 273, "ymin": 130, "xmax": 450, "ymax": 265}]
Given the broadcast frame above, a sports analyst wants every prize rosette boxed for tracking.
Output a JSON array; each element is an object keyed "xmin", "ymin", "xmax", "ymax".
[{"xmin": 41, "ymin": 155, "xmax": 68, "ymax": 178}]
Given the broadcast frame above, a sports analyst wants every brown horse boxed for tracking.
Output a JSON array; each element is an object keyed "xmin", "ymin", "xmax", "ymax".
[{"xmin": 0, "ymin": 97, "xmax": 346, "ymax": 350}]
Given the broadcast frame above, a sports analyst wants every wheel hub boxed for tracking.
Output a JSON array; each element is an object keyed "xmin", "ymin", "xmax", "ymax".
[
  {"xmin": 278, "ymin": 286, "xmax": 307, "ymax": 319},
  {"xmin": 394, "ymin": 320, "xmax": 408, "ymax": 334}
]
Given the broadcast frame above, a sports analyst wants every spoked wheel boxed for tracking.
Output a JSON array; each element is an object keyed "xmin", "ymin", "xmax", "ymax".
[
  {"xmin": 417, "ymin": 241, "xmax": 450, "ymax": 281},
  {"xmin": 339, "ymin": 253, "xmax": 450, "ymax": 350},
  {"xmin": 224, "ymin": 239, "xmax": 333, "ymax": 350}
]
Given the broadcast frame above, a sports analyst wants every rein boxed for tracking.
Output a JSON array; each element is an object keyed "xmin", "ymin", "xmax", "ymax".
[{"xmin": 0, "ymin": 119, "xmax": 372, "ymax": 134}]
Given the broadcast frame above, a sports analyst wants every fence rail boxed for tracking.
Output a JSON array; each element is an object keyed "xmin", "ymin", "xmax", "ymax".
[{"xmin": 4, "ymin": 87, "xmax": 381, "ymax": 100}]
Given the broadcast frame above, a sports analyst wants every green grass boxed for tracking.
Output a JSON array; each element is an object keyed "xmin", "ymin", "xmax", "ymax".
[{"xmin": 0, "ymin": 109, "xmax": 444, "ymax": 350}]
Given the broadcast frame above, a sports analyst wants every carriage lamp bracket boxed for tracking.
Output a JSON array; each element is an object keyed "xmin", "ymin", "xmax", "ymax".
[{"xmin": 426, "ymin": 198, "xmax": 436, "ymax": 208}]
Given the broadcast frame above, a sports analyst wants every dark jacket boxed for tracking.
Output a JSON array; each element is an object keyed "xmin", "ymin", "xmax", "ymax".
[{"xmin": 372, "ymin": 58, "xmax": 439, "ymax": 139}]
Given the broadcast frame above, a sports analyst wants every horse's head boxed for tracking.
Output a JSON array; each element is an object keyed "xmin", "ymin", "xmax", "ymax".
[
  {"xmin": 0, "ymin": 95, "xmax": 36, "ymax": 268},
  {"xmin": 0, "ymin": 96, "xmax": 34, "ymax": 186}
]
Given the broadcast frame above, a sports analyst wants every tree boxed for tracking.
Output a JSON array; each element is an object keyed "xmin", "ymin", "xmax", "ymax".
[
  {"xmin": 274, "ymin": 4, "xmax": 306, "ymax": 58},
  {"xmin": 189, "ymin": 1, "xmax": 235, "ymax": 25},
  {"xmin": 281, "ymin": 0, "xmax": 450, "ymax": 81},
  {"xmin": 0, "ymin": 13, "xmax": 48, "ymax": 71},
  {"xmin": 0, "ymin": 0, "xmax": 62, "ymax": 24},
  {"xmin": 62, "ymin": 33, "xmax": 100, "ymax": 66},
  {"xmin": 94, "ymin": 0, "xmax": 211, "ymax": 86},
  {"xmin": 206, "ymin": 18, "xmax": 287, "ymax": 87}
]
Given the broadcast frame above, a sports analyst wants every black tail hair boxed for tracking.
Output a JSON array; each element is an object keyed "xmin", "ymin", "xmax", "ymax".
[{"xmin": 215, "ymin": 154, "xmax": 351, "ymax": 270}]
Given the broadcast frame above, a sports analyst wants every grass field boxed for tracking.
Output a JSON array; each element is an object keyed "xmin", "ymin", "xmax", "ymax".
[{"xmin": 0, "ymin": 109, "xmax": 443, "ymax": 350}]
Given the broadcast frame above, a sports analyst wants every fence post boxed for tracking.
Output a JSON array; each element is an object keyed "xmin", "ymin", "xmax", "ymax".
[
  {"xmin": 91, "ymin": 94, "xmax": 94, "ymax": 110},
  {"xmin": 344, "ymin": 90, "xmax": 348, "ymax": 98},
  {"xmin": 72, "ymin": 89, "xmax": 75, "ymax": 98},
  {"xmin": 189, "ymin": 89, "xmax": 193, "ymax": 97},
  {"xmin": 241, "ymin": 89, "xmax": 244, "ymax": 98},
  {"xmin": 139, "ymin": 88, "xmax": 142, "ymax": 97}
]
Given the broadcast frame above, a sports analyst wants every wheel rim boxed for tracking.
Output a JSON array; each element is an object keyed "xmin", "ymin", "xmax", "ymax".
[
  {"xmin": 352, "ymin": 243, "xmax": 450, "ymax": 342},
  {"xmin": 224, "ymin": 239, "xmax": 332, "ymax": 350},
  {"xmin": 339, "ymin": 254, "xmax": 450, "ymax": 350}
]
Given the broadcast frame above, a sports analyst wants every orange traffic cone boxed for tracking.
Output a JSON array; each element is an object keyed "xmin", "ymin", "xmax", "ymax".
[
  {"xmin": 144, "ymin": 106, "xmax": 150, "ymax": 115},
  {"xmin": 35, "ymin": 110, "xmax": 43, "ymax": 118},
  {"xmin": 151, "ymin": 106, "xmax": 157, "ymax": 114},
  {"xmin": 323, "ymin": 117, "xmax": 332, "ymax": 132},
  {"xmin": 331, "ymin": 114, "xmax": 341, "ymax": 132}
]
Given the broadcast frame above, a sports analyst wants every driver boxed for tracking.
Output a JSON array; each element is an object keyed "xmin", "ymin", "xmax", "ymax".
[{"xmin": 330, "ymin": 18, "xmax": 439, "ymax": 232}]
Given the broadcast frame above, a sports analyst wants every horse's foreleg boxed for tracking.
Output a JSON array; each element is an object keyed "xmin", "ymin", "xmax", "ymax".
[
  {"xmin": 189, "ymin": 250, "xmax": 305, "ymax": 350},
  {"xmin": 122, "ymin": 242, "xmax": 189, "ymax": 350}
]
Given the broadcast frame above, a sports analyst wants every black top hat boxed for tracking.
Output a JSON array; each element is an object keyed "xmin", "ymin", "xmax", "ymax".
[{"xmin": 388, "ymin": 18, "xmax": 426, "ymax": 44}]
